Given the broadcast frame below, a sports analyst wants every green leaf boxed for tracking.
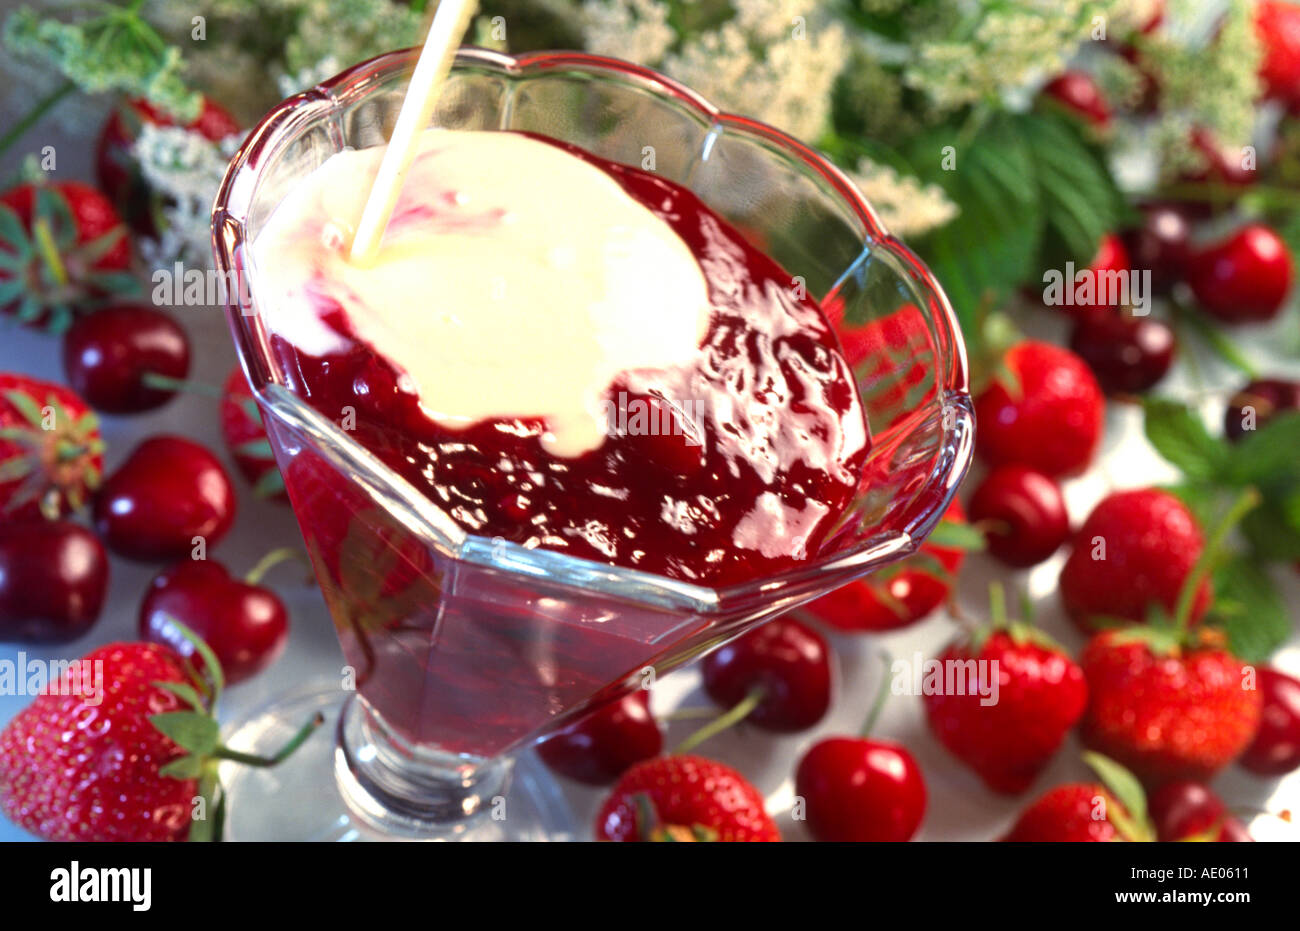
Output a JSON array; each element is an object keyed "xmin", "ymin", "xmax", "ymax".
[
  {"xmin": 1142, "ymin": 398, "xmax": 1230, "ymax": 483},
  {"xmin": 158, "ymin": 754, "xmax": 204, "ymax": 780},
  {"xmin": 235, "ymin": 438, "xmax": 275, "ymax": 459},
  {"xmin": 1208, "ymin": 557, "xmax": 1290, "ymax": 663},
  {"xmin": 149, "ymin": 711, "xmax": 219, "ymax": 755},
  {"xmin": 1241, "ymin": 503, "xmax": 1300, "ymax": 560},
  {"xmin": 1165, "ymin": 482, "xmax": 1223, "ymax": 530},
  {"xmin": 252, "ymin": 466, "xmax": 286, "ymax": 499},
  {"xmin": 907, "ymin": 113, "xmax": 1043, "ymax": 332},
  {"xmin": 1082, "ymin": 752, "xmax": 1148, "ymax": 823},
  {"xmin": 926, "ymin": 519, "xmax": 987, "ymax": 551},
  {"xmin": 152, "ymin": 680, "xmax": 207, "ymax": 713},
  {"xmin": 1224, "ymin": 412, "xmax": 1300, "ymax": 486}
]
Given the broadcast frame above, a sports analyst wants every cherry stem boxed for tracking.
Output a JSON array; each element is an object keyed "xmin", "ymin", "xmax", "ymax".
[
  {"xmin": 860, "ymin": 652, "xmax": 894, "ymax": 739},
  {"xmin": 671, "ymin": 686, "xmax": 764, "ymax": 755},
  {"xmin": 1169, "ymin": 299, "xmax": 1259, "ymax": 379},
  {"xmin": 212, "ymin": 712, "xmax": 325, "ymax": 767},
  {"xmin": 244, "ymin": 547, "xmax": 307, "ymax": 586},
  {"xmin": 139, "ymin": 372, "xmax": 224, "ymax": 398},
  {"xmin": 1172, "ymin": 486, "xmax": 1260, "ymax": 633},
  {"xmin": 32, "ymin": 216, "xmax": 69, "ymax": 287},
  {"xmin": 0, "ymin": 80, "xmax": 75, "ymax": 158},
  {"xmin": 988, "ymin": 581, "xmax": 1008, "ymax": 629}
]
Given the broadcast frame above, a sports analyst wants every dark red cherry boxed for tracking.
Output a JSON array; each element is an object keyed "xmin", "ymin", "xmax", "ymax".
[
  {"xmin": 1224, "ymin": 378, "xmax": 1300, "ymax": 441},
  {"xmin": 1187, "ymin": 224, "xmax": 1294, "ymax": 323},
  {"xmin": 701, "ymin": 616, "xmax": 832, "ymax": 732},
  {"xmin": 1120, "ymin": 204, "xmax": 1192, "ymax": 294},
  {"xmin": 140, "ymin": 558, "xmax": 289, "ymax": 683},
  {"xmin": 1148, "ymin": 780, "xmax": 1251, "ymax": 841},
  {"xmin": 1068, "ymin": 308, "xmax": 1175, "ymax": 394},
  {"xmin": 968, "ymin": 465, "xmax": 1070, "ymax": 567},
  {"xmin": 536, "ymin": 689, "xmax": 662, "ymax": 786},
  {"xmin": 62, "ymin": 304, "xmax": 190, "ymax": 414},
  {"xmin": 1240, "ymin": 667, "xmax": 1300, "ymax": 776},
  {"xmin": 0, "ymin": 521, "xmax": 108, "ymax": 643},
  {"xmin": 93, "ymin": 435, "xmax": 237, "ymax": 562},
  {"xmin": 795, "ymin": 736, "xmax": 926, "ymax": 842},
  {"xmin": 1041, "ymin": 71, "xmax": 1112, "ymax": 128}
]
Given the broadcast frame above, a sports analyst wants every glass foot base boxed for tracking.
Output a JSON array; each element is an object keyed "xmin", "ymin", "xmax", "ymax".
[{"xmin": 219, "ymin": 680, "xmax": 576, "ymax": 841}]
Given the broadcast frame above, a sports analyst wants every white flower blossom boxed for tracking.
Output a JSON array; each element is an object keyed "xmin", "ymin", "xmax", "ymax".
[
  {"xmin": 132, "ymin": 124, "xmax": 241, "ymax": 267},
  {"xmin": 581, "ymin": 0, "xmax": 674, "ymax": 65},
  {"xmin": 849, "ymin": 159, "xmax": 959, "ymax": 238}
]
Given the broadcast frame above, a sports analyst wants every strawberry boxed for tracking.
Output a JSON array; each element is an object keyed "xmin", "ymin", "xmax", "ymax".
[
  {"xmin": 595, "ymin": 755, "xmax": 779, "ymax": 842},
  {"xmin": 974, "ymin": 340, "xmax": 1103, "ymax": 477},
  {"xmin": 96, "ymin": 96, "xmax": 241, "ymax": 235},
  {"xmin": 0, "ymin": 180, "xmax": 135, "ymax": 333},
  {"xmin": 924, "ymin": 585, "xmax": 1088, "ymax": 794},
  {"xmin": 219, "ymin": 365, "xmax": 286, "ymax": 500},
  {"xmin": 1080, "ymin": 628, "xmax": 1262, "ymax": 785},
  {"xmin": 1003, "ymin": 784, "xmax": 1127, "ymax": 842},
  {"xmin": 801, "ymin": 499, "xmax": 967, "ymax": 632},
  {"xmin": 1003, "ymin": 753, "xmax": 1154, "ymax": 842},
  {"xmin": 0, "ymin": 642, "xmax": 194, "ymax": 841},
  {"xmin": 1257, "ymin": 0, "xmax": 1300, "ymax": 113},
  {"xmin": 0, "ymin": 635, "xmax": 321, "ymax": 842},
  {"xmin": 1059, "ymin": 488, "xmax": 1211, "ymax": 633},
  {"xmin": 0, "ymin": 374, "xmax": 103, "ymax": 522}
]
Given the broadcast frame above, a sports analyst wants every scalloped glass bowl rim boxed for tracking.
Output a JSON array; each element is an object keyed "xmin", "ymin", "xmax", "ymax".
[{"xmin": 212, "ymin": 46, "xmax": 973, "ymax": 615}]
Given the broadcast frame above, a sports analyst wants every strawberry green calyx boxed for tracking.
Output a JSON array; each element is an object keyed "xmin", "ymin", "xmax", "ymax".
[
  {"xmin": 147, "ymin": 618, "xmax": 324, "ymax": 842},
  {"xmin": 1082, "ymin": 751, "xmax": 1156, "ymax": 843},
  {"xmin": 631, "ymin": 793, "xmax": 718, "ymax": 842},
  {"xmin": 969, "ymin": 582, "xmax": 1062, "ymax": 655},
  {"xmin": 0, "ymin": 389, "xmax": 103, "ymax": 518}
]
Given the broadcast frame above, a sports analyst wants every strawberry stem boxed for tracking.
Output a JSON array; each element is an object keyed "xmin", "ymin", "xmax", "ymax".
[
  {"xmin": 32, "ymin": 216, "xmax": 69, "ymax": 287},
  {"xmin": 244, "ymin": 546, "xmax": 306, "ymax": 586},
  {"xmin": 671, "ymin": 686, "xmax": 764, "ymax": 755},
  {"xmin": 1172, "ymin": 486, "xmax": 1261, "ymax": 633},
  {"xmin": 988, "ymin": 581, "xmax": 1008, "ymax": 629},
  {"xmin": 860, "ymin": 652, "xmax": 893, "ymax": 738},
  {"xmin": 212, "ymin": 712, "xmax": 325, "ymax": 767}
]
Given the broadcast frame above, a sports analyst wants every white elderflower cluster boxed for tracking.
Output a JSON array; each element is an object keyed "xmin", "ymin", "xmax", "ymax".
[
  {"xmin": 132, "ymin": 123, "xmax": 242, "ymax": 267},
  {"xmin": 906, "ymin": 0, "xmax": 1124, "ymax": 113},
  {"xmin": 849, "ymin": 159, "xmax": 959, "ymax": 239},
  {"xmin": 581, "ymin": 0, "xmax": 847, "ymax": 143},
  {"xmin": 580, "ymin": 0, "xmax": 675, "ymax": 65}
]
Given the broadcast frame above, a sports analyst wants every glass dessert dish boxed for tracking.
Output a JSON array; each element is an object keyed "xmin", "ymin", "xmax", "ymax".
[{"xmin": 212, "ymin": 47, "xmax": 973, "ymax": 841}]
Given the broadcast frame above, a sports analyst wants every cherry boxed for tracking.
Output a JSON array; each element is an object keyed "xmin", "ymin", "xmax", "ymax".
[
  {"xmin": 536, "ymin": 689, "xmax": 662, "ymax": 786},
  {"xmin": 1239, "ymin": 667, "xmax": 1300, "ymax": 776},
  {"xmin": 1184, "ymin": 128, "xmax": 1258, "ymax": 189},
  {"xmin": 795, "ymin": 736, "xmax": 926, "ymax": 842},
  {"xmin": 139, "ymin": 553, "xmax": 292, "ymax": 684},
  {"xmin": 1068, "ymin": 308, "xmax": 1175, "ymax": 394},
  {"xmin": 1257, "ymin": 0, "xmax": 1300, "ymax": 113},
  {"xmin": 1187, "ymin": 224, "xmax": 1294, "ymax": 324},
  {"xmin": 93, "ymin": 435, "xmax": 236, "ymax": 562},
  {"xmin": 701, "ymin": 616, "xmax": 832, "ymax": 732},
  {"xmin": 1066, "ymin": 234, "xmax": 1131, "ymax": 314},
  {"xmin": 1148, "ymin": 781, "xmax": 1251, "ymax": 842},
  {"xmin": 0, "ymin": 521, "xmax": 108, "ymax": 643},
  {"xmin": 1224, "ymin": 378, "xmax": 1300, "ymax": 442},
  {"xmin": 1120, "ymin": 204, "xmax": 1192, "ymax": 295},
  {"xmin": 968, "ymin": 465, "xmax": 1070, "ymax": 567},
  {"xmin": 1040, "ymin": 71, "xmax": 1112, "ymax": 129},
  {"xmin": 62, "ymin": 304, "xmax": 191, "ymax": 414}
]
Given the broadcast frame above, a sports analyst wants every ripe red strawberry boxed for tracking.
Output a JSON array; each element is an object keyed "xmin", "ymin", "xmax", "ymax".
[
  {"xmin": 925, "ymin": 621, "xmax": 1088, "ymax": 795},
  {"xmin": 595, "ymin": 755, "xmax": 778, "ymax": 842},
  {"xmin": 0, "ymin": 374, "xmax": 103, "ymax": 522},
  {"xmin": 96, "ymin": 96, "xmax": 241, "ymax": 235},
  {"xmin": 1003, "ymin": 783, "xmax": 1127, "ymax": 842},
  {"xmin": 1257, "ymin": 0, "xmax": 1300, "ymax": 112},
  {"xmin": 801, "ymin": 499, "xmax": 967, "ymax": 632},
  {"xmin": 0, "ymin": 642, "xmax": 196, "ymax": 841},
  {"xmin": 1059, "ymin": 488, "xmax": 1211, "ymax": 633},
  {"xmin": 219, "ymin": 366, "xmax": 285, "ymax": 500},
  {"xmin": 0, "ymin": 635, "xmax": 321, "ymax": 842},
  {"xmin": 0, "ymin": 180, "xmax": 134, "ymax": 332},
  {"xmin": 974, "ymin": 340, "xmax": 1103, "ymax": 477},
  {"xmin": 1080, "ymin": 629, "xmax": 1262, "ymax": 785}
]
